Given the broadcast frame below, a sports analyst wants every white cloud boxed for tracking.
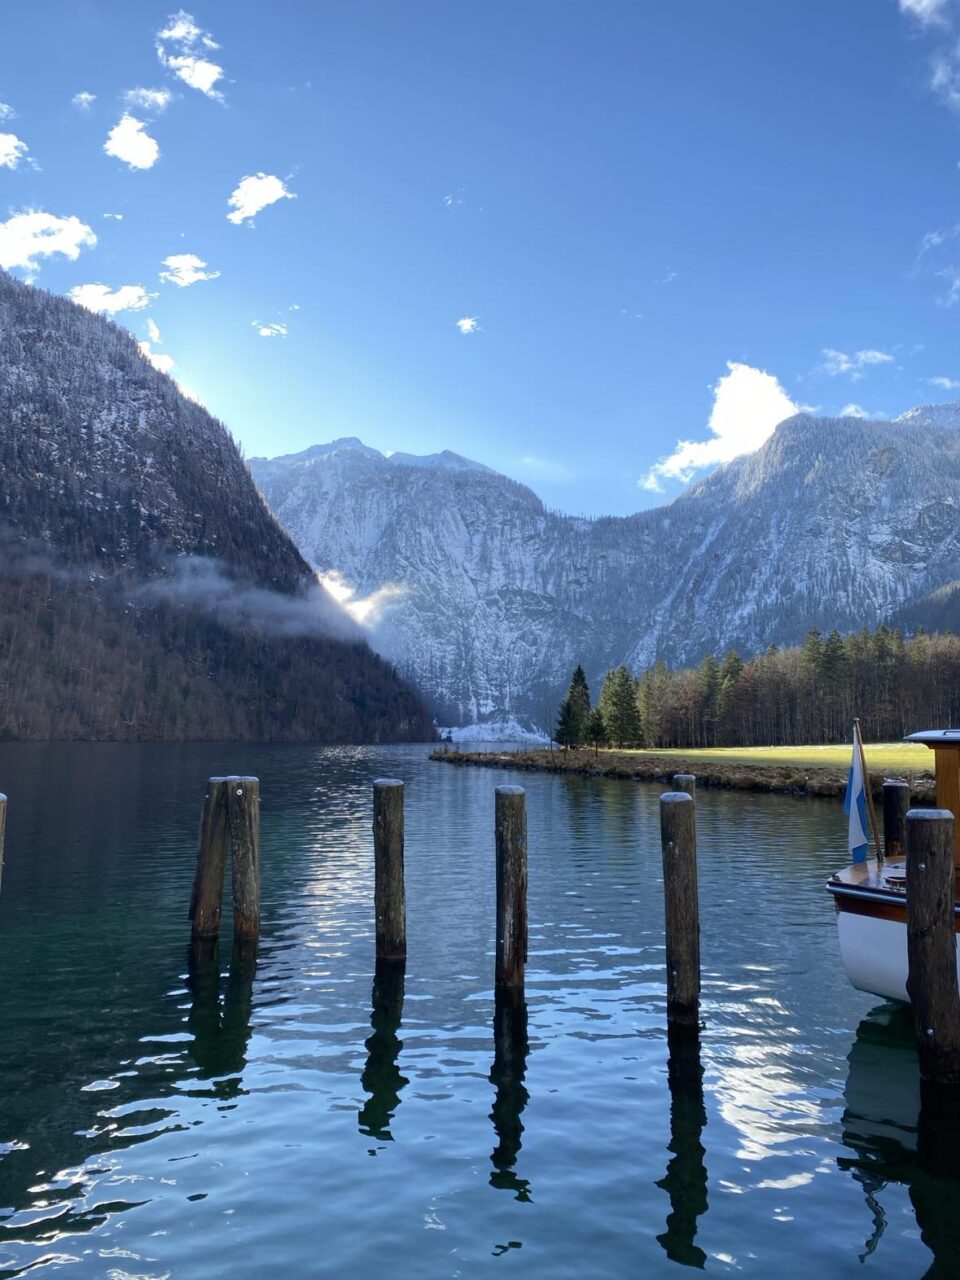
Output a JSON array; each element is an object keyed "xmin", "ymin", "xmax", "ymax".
[
  {"xmin": 839, "ymin": 402, "xmax": 886, "ymax": 419},
  {"xmin": 930, "ymin": 375, "xmax": 960, "ymax": 389},
  {"xmin": 0, "ymin": 134, "xmax": 29, "ymax": 170},
  {"xmin": 317, "ymin": 570, "xmax": 406, "ymax": 628},
  {"xmin": 456, "ymin": 316, "xmax": 479, "ymax": 334},
  {"xmin": 159, "ymin": 252, "xmax": 219, "ymax": 287},
  {"xmin": 69, "ymin": 283, "xmax": 156, "ymax": 314},
  {"xmin": 157, "ymin": 10, "xmax": 225, "ymax": 100},
  {"xmin": 253, "ymin": 321, "xmax": 287, "ymax": 337},
  {"xmin": 226, "ymin": 173, "xmax": 295, "ymax": 225},
  {"xmin": 104, "ymin": 114, "xmax": 160, "ymax": 170},
  {"xmin": 103, "ymin": 212, "xmax": 123, "ymax": 220},
  {"xmin": 138, "ymin": 340, "xmax": 175, "ymax": 374},
  {"xmin": 146, "ymin": 318, "xmax": 162, "ymax": 344},
  {"xmin": 0, "ymin": 211, "xmax": 96, "ymax": 273},
  {"xmin": 0, "ymin": 103, "xmax": 15, "ymax": 121},
  {"xmin": 900, "ymin": 0, "xmax": 950, "ymax": 22},
  {"xmin": 641, "ymin": 362, "xmax": 798, "ymax": 492},
  {"xmin": 72, "ymin": 92, "xmax": 96, "ymax": 111},
  {"xmin": 124, "ymin": 87, "xmax": 172, "ymax": 113},
  {"xmin": 820, "ymin": 347, "xmax": 894, "ymax": 379}
]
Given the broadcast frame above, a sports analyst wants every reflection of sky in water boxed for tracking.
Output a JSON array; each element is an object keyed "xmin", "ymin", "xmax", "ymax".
[{"xmin": 0, "ymin": 742, "xmax": 950, "ymax": 1277}]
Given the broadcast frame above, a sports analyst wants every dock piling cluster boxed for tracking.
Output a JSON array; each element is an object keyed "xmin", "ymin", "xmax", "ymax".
[{"xmin": 189, "ymin": 776, "xmax": 261, "ymax": 949}]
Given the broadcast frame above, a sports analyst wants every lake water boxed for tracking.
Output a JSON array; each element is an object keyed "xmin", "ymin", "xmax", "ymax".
[{"xmin": 0, "ymin": 743, "xmax": 955, "ymax": 1278}]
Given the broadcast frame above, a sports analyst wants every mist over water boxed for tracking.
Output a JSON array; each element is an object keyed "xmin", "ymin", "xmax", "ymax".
[{"xmin": 0, "ymin": 743, "xmax": 950, "ymax": 1277}]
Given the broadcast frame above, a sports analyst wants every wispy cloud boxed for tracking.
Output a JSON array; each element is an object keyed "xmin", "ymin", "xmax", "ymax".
[
  {"xmin": 156, "ymin": 10, "xmax": 225, "ymax": 100},
  {"xmin": 0, "ymin": 211, "xmax": 96, "ymax": 273},
  {"xmin": 317, "ymin": 569, "xmax": 405, "ymax": 630},
  {"xmin": 0, "ymin": 103, "xmax": 15, "ymax": 121},
  {"xmin": 253, "ymin": 321, "xmax": 287, "ymax": 337},
  {"xmin": 138, "ymin": 340, "xmax": 175, "ymax": 374},
  {"xmin": 839, "ymin": 402, "xmax": 886, "ymax": 419},
  {"xmin": 69, "ymin": 283, "xmax": 156, "ymax": 314},
  {"xmin": 226, "ymin": 173, "xmax": 295, "ymax": 225},
  {"xmin": 72, "ymin": 91, "xmax": 96, "ymax": 111},
  {"xmin": 0, "ymin": 133, "xmax": 30, "ymax": 170},
  {"xmin": 124, "ymin": 87, "xmax": 173, "ymax": 113},
  {"xmin": 159, "ymin": 252, "xmax": 219, "ymax": 287},
  {"xmin": 819, "ymin": 347, "xmax": 895, "ymax": 379},
  {"xmin": 641, "ymin": 362, "xmax": 797, "ymax": 492},
  {"xmin": 103, "ymin": 212, "xmax": 123, "ymax": 221},
  {"xmin": 930, "ymin": 375, "xmax": 960, "ymax": 389},
  {"xmin": 900, "ymin": 0, "xmax": 950, "ymax": 24},
  {"xmin": 456, "ymin": 316, "xmax": 479, "ymax": 334},
  {"xmin": 146, "ymin": 318, "xmax": 162, "ymax": 344},
  {"xmin": 104, "ymin": 114, "xmax": 160, "ymax": 169}
]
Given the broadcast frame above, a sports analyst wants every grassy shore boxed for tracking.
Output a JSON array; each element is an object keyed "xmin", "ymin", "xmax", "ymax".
[{"xmin": 430, "ymin": 742, "xmax": 936, "ymax": 802}]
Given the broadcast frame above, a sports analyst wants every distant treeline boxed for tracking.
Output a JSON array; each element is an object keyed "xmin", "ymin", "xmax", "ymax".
[{"xmin": 556, "ymin": 626, "xmax": 960, "ymax": 749}]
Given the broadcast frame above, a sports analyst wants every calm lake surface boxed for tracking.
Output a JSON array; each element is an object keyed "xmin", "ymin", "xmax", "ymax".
[{"xmin": 0, "ymin": 743, "xmax": 956, "ymax": 1278}]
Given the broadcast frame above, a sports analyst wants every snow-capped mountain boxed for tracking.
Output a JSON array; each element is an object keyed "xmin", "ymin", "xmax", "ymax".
[{"xmin": 250, "ymin": 408, "xmax": 960, "ymax": 733}]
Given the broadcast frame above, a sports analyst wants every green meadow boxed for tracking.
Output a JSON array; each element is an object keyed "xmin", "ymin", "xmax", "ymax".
[{"xmin": 621, "ymin": 742, "xmax": 932, "ymax": 772}]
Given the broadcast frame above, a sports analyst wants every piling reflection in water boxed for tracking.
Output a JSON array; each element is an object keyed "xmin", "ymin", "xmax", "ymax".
[
  {"xmin": 359, "ymin": 961, "xmax": 408, "ymax": 1141},
  {"xmin": 840, "ymin": 1004, "xmax": 960, "ymax": 1274},
  {"xmin": 657, "ymin": 1023, "xmax": 708, "ymax": 1269},
  {"xmin": 489, "ymin": 987, "xmax": 531, "ymax": 1202},
  {"xmin": 187, "ymin": 939, "xmax": 257, "ymax": 1098}
]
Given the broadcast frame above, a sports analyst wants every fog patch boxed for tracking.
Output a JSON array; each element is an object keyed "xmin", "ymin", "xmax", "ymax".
[{"xmin": 318, "ymin": 569, "xmax": 407, "ymax": 628}]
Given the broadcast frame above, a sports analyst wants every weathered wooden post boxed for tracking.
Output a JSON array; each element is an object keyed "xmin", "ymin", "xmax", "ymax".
[
  {"xmin": 660, "ymin": 792, "xmax": 700, "ymax": 1028},
  {"xmin": 0, "ymin": 791, "xmax": 6, "ymax": 898},
  {"xmin": 495, "ymin": 786, "xmax": 527, "ymax": 989},
  {"xmin": 227, "ymin": 776, "xmax": 260, "ymax": 947},
  {"xmin": 373, "ymin": 779, "xmax": 406, "ymax": 962},
  {"xmin": 189, "ymin": 778, "xmax": 230, "ymax": 942},
  {"xmin": 882, "ymin": 779, "xmax": 910, "ymax": 860},
  {"xmin": 906, "ymin": 808, "xmax": 960, "ymax": 1084},
  {"xmin": 672, "ymin": 774, "xmax": 696, "ymax": 799}
]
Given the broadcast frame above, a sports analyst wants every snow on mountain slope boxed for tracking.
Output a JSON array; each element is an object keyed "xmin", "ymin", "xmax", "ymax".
[{"xmin": 250, "ymin": 411, "xmax": 960, "ymax": 732}]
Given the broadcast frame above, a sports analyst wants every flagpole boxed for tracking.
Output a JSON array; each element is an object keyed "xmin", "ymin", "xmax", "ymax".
[{"xmin": 854, "ymin": 717, "xmax": 884, "ymax": 863}]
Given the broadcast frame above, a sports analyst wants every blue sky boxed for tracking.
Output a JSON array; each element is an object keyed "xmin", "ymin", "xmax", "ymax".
[{"xmin": 2, "ymin": 0, "xmax": 960, "ymax": 515}]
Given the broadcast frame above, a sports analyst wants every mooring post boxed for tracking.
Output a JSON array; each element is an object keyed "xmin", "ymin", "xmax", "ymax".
[
  {"xmin": 373, "ymin": 778, "xmax": 406, "ymax": 962},
  {"xmin": 495, "ymin": 786, "xmax": 527, "ymax": 989},
  {"xmin": 227, "ymin": 776, "xmax": 261, "ymax": 947},
  {"xmin": 882, "ymin": 779, "xmax": 910, "ymax": 860},
  {"xmin": 0, "ymin": 791, "xmax": 6, "ymax": 898},
  {"xmin": 660, "ymin": 792, "xmax": 700, "ymax": 1028},
  {"xmin": 672, "ymin": 774, "xmax": 696, "ymax": 800},
  {"xmin": 906, "ymin": 808, "xmax": 960, "ymax": 1085},
  {"xmin": 189, "ymin": 778, "xmax": 230, "ymax": 942}
]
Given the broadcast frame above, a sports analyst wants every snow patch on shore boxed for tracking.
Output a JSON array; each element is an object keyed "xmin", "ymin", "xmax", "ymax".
[{"xmin": 437, "ymin": 718, "xmax": 550, "ymax": 745}]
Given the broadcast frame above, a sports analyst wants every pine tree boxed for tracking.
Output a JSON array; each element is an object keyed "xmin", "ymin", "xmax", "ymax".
[
  {"xmin": 555, "ymin": 664, "xmax": 591, "ymax": 747},
  {"xmin": 599, "ymin": 665, "xmax": 641, "ymax": 747},
  {"xmin": 585, "ymin": 704, "xmax": 607, "ymax": 754}
]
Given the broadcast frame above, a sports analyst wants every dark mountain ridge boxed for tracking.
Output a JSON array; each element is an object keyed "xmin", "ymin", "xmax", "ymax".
[{"xmin": 0, "ymin": 271, "xmax": 434, "ymax": 742}]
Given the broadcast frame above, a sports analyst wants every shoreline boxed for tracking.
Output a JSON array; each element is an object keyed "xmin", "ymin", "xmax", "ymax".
[{"xmin": 429, "ymin": 746, "xmax": 937, "ymax": 803}]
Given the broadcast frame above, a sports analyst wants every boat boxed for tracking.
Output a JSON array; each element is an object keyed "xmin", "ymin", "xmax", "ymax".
[{"xmin": 827, "ymin": 729, "xmax": 960, "ymax": 1003}]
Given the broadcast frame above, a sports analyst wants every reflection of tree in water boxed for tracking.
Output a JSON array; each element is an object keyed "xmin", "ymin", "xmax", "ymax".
[
  {"xmin": 359, "ymin": 961, "xmax": 408, "ymax": 1141},
  {"xmin": 489, "ymin": 988, "xmax": 531, "ymax": 1202},
  {"xmin": 657, "ymin": 1023, "xmax": 708, "ymax": 1269},
  {"xmin": 840, "ymin": 1004, "xmax": 960, "ymax": 1277},
  {"xmin": 187, "ymin": 938, "xmax": 256, "ymax": 1100}
]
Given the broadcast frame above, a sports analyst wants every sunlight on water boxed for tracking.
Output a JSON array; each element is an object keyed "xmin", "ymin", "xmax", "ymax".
[{"xmin": 0, "ymin": 743, "xmax": 952, "ymax": 1277}]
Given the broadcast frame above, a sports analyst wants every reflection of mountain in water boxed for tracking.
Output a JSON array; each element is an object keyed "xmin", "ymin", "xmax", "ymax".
[{"xmin": 840, "ymin": 1004, "xmax": 960, "ymax": 1276}]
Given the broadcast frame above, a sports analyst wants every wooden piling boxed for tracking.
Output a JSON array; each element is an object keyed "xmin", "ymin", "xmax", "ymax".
[
  {"xmin": 660, "ymin": 792, "xmax": 700, "ymax": 1027},
  {"xmin": 882, "ymin": 779, "xmax": 910, "ymax": 860},
  {"xmin": 0, "ymin": 792, "xmax": 6, "ymax": 898},
  {"xmin": 189, "ymin": 778, "xmax": 230, "ymax": 941},
  {"xmin": 227, "ymin": 776, "xmax": 260, "ymax": 946},
  {"xmin": 373, "ymin": 779, "xmax": 406, "ymax": 962},
  {"xmin": 672, "ymin": 774, "xmax": 696, "ymax": 799},
  {"xmin": 906, "ymin": 808, "xmax": 960, "ymax": 1085},
  {"xmin": 495, "ymin": 786, "xmax": 527, "ymax": 989}
]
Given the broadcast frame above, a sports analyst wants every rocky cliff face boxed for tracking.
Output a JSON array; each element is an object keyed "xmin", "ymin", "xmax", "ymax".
[
  {"xmin": 251, "ymin": 410, "xmax": 960, "ymax": 734},
  {"xmin": 0, "ymin": 272, "xmax": 434, "ymax": 742}
]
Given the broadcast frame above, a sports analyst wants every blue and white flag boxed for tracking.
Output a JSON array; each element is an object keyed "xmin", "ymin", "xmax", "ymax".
[{"xmin": 843, "ymin": 729, "xmax": 869, "ymax": 864}]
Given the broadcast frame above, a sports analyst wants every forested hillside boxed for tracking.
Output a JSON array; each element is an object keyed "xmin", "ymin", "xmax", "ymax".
[{"xmin": 0, "ymin": 272, "xmax": 434, "ymax": 742}]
